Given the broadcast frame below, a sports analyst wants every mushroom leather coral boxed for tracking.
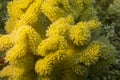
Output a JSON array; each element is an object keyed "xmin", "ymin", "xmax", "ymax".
[{"xmin": 0, "ymin": 0, "xmax": 115, "ymax": 80}]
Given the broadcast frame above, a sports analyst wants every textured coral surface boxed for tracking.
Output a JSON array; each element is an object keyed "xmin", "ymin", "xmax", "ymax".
[{"xmin": 0, "ymin": 0, "xmax": 115, "ymax": 80}]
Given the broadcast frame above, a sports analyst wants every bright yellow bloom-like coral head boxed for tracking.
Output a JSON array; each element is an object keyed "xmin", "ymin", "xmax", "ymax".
[{"xmin": 69, "ymin": 22, "xmax": 91, "ymax": 46}]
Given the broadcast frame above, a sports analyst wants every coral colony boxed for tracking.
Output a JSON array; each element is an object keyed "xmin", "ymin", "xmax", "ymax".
[{"xmin": 0, "ymin": 0, "xmax": 115, "ymax": 80}]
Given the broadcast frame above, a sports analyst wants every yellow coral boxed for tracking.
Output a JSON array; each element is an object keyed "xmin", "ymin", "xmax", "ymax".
[
  {"xmin": 69, "ymin": 22, "xmax": 91, "ymax": 46},
  {"xmin": 46, "ymin": 23, "xmax": 71, "ymax": 37},
  {"xmin": 53, "ymin": 15, "xmax": 75, "ymax": 25},
  {"xmin": 5, "ymin": 43, "xmax": 28, "ymax": 63},
  {"xmin": 0, "ymin": 34, "xmax": 14, "ymax": 51},
  {"xmin": 0, "ymin": 65, "xmax": 35, "ymax": 80},
  {"xmin": 35, "ymin": 50, "xmax": 66, "ymax": 76},
  {"xmin": 7, "ymin": 1, "xmax": 24, "ymax": 19},
  {"xmin": 79, "ymin": 41, "xmax": 104, "ymax": 66},
  {"xmin": 25, "ymin": 26, "xmax": 42, "ymax": 54},
  {"xmin": 5, "ymin": 18, "xmax": 18, "ymax": 33},
  {"xmin": 6, "ymin": 0, "xmax": 45, "ymax": 35},
  {"xmin": 41, "ymin": 0, "xmax": 68, "ymax": 22},
  {"xmin": 87, "ymin": 19, "xmax": 102, "ymax": 38},
  {"xmin": 87, "ymin": 19, "xmax": 102, "ymax": 30},
  {"xmin": 8, "ymin": 0, "xmax": 45, "ymax": 39},
  {"xmin": 7, "ymin": 0, "xmax": 34, "ymax": 18},
  {"xmin": 79, "ymin": 36, "xmax": 115, "ymax": 66},
  {"xmin": 5, "ymin": 25, "xmax": 41, "ymax": 63},
  {"xmin": 0, "ymin": 0, "xmax": 115, "ymax": 80},
  {"xmin": 0, "ymin": 65, "xmax": 12, "ymax": 77},
  {"xmin": 46, "ymin": 15, "xmax": 75, "ymax": 37},
  {"xmin": 37, "ymin": 35, "xmax": 68, "ymax": 56}
]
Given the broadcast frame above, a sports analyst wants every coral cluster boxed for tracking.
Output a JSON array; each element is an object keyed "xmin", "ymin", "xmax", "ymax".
[{"xmin": 0, "ymin": 0, "xmax": 115, "ymax": 80}]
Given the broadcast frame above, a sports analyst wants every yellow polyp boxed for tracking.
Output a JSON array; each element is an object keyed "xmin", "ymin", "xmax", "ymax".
[
  {"xmin": 14, "ymin": 0, "xmax": 44, "ymax": 35},
  {"xmin": 46, "ymin": 22, "xmax": 71, "ymax": 37},
  {"xmin": 69, "ymin": 22, "xmax": 91, "ymax": 46},
  {"xmin": 0, "ymin": 35, "xmax": 14, "ymax": 51},
  {"xmin": 41, "ymin": 1, "xmax": 67, "ymax": 22},
  {"xmin": 79, "ymin": 36, "xmax": 115, "ymax": 66},
  {"xmin": 87, "ymin": 19, "xmax": 102, "ymax": 30},
  {"xmin": 0, "ymin": 64, "xmax": 35, "ymax": 80},
  {"xmin": 0, "ymin": 65, "xmax": 12, "ymax": 77},
  {"xmin": 15, "ymin": 25, "xmax": 42, "ymax": 55},
  {"xmin": 41, "ymin": 0, "xmax": 81, "ymax": 22},
  {"xmin": 5, "ymin": 18, "xmax": 18, "ymax": 33},
  {"xmin": 37, "ymin": 35, "xmax": 68, "ymax": 56},
  {"xmin": 5, "ymin": 43, "xmax": 28, "ymax": 63},
  {"xmin": 7, "ymin": 2, "xmax": 24, "ymax": 19},
  {"xmin": 7, "ymin": 0, "xmax": 34, "ymax": 19},
  {"xmin": 17, "ymin": 26, "xmax": 42, "ymax": 54},
  {"xmin": 53, "ymin": 15, "xmax": 75, "ymax": 25},
  {"xmin": 35, "ymin": 50, "xmax": 66, "ymax": 76}
]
